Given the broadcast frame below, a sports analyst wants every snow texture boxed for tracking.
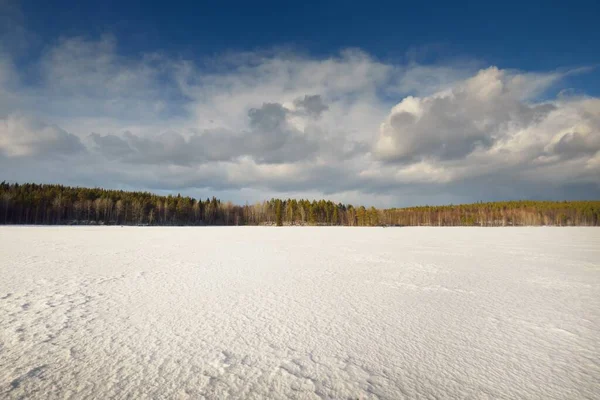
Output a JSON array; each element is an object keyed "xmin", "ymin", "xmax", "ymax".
[{"xmin": 0, "ymin": 226, "xmax": 599, "ymax": 399}]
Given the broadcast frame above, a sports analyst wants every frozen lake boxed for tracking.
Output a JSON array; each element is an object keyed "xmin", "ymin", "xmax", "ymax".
[{"xmin": 1, "ymin": 227, "xmax": 599, "ymax": 399}]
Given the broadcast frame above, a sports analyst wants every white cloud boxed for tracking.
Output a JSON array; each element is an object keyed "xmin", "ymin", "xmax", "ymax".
[
  {"xmin": 0, "ymin": 115, "xmax": 84, "ymax": 157},
  {"xmin": 373, "ymin": 67, "xmax": 600, "ymax": 191},
  {"xmin": 375, "ymin": 67, "xmax": 560, "ymax": 163},
  {"xmin": 0, "ymin": 33, "xmax": 598, "ymax": 206}
]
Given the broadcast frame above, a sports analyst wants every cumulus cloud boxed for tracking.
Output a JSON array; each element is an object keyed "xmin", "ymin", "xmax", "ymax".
[
  {"xmin": 0, "ymin": 30, "xmax": 599, "ymax": 206},
  {"xmin": 89, "ymin": 102, "xmax": 321, "ymax": 165},
  {"xmin": 293, "ymin": 95, "xmax": 329, "ymax": 119},
  {"xmin": 374, "ymin": 67, "xmax": 559, "ymax": 163},
  {"xmin": 373, "ymin": 67, "xmax": 600, "ymax": 192}
]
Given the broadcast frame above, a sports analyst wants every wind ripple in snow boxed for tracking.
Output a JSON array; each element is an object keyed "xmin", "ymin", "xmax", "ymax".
[{"xmin": 0, "ymin": 226, "xmax": 599, "ymax": 399}]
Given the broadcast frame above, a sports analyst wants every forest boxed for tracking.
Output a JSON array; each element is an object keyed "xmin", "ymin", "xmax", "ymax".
[{"xmin": 1, "ymin": 182, "xmax": 599, "ymax": 227}]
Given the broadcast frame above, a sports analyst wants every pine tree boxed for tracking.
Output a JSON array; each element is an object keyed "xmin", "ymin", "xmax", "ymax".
[{"xmin": 0, "ymin": 182, "xmax": 598, "ymax": 227}]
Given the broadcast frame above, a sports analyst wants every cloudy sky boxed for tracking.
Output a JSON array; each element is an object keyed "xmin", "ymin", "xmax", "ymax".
[{"xmin": 1, "ymin": 1, "xmax": 599, "ymax": 207}]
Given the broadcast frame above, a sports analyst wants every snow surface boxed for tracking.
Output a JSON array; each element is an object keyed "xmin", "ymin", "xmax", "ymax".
[{"xmin": 1, "ymin": 227, "xmax": 599, "ymax": 399}]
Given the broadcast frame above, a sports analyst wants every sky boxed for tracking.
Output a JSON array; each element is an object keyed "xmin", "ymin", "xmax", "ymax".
[{"xmin": 1, "ymin": 0, "xmax": 599, "ymax": 207}]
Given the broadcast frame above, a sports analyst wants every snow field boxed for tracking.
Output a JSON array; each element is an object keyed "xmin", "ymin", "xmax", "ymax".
[{"xmin": 0, "ymin": 227, "xmax": 599, "ymax": 399}]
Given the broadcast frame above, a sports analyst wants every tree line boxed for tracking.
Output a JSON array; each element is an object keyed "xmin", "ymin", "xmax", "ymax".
[{"xmin": 1, "ymin": 182, "xmax": 599, "ymax": 226}]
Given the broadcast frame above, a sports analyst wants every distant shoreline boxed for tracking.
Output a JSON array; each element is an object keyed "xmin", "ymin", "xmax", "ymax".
[
  {"xmin": 0, "ymin": 224, "xmax": 597, "ymax": 228},
  {"xmin": 2, "ymin": 182, "xmax": 599, "ymax": 227}
]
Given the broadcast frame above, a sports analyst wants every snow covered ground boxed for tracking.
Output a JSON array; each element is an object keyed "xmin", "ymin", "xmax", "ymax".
[{"xmin": 0, "ymin": 227, "xmax": 599, "ymax": 399}]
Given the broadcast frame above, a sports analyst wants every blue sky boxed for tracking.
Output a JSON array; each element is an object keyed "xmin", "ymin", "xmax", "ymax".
[
  {"xmin": 1, "ymin": 0, "xmax": 599, "ymax": 206},
  {"xmin": 18, "ymin": 1, "xmax": 600, "ymax": 73}
]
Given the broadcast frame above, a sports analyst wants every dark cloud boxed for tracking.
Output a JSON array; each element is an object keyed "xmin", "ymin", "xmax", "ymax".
[
  {"xmin": 90, "ymin": 102, "xmax": 319, "ymax": 165},
  {"xmin": 90, "ymin": 133, "xmax": 132, "ymax": 159},
  {"xmin": 246, "ymin": 102, "xmax": 318, "ymax": 163},
  {"xmin": 550, "ymin": 131, "xmax": 600, "ymax": 160},
  {"xmin": 293, "ymin": 95, "xmax": 329, "ymax": 119},
  {"xmin": 248, "ymin": 102, "xmax": 287, "ymax": 131}
]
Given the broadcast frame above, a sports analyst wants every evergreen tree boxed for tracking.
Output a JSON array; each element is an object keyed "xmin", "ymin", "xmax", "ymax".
[
  {"xmin": 1, "ymin": 181, "xmax": 598, "ymax": 227},
  {"xmin": 275, "ymin": 200, "xmax": 283, "ymax": 226}
]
